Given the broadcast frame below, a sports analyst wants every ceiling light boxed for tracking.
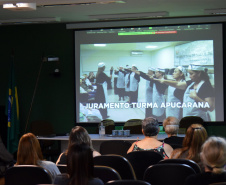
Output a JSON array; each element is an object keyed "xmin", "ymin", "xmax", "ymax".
[
  {"xmin": 94, "ymin": 44, "xmax": 106, "ymax": 47},
  {"xmin": 89, "ymin": 11, "xmax": 169, "ymax": 20},
  {"xmin": 146, "ymin": 46, "xmax": 158, "ymax": 49},
  {"xmin": 131, "ymin": 51, "xmax": 143, "ymax": 56},
  {"xmin": 3, "ymin": 3, "xmax": 36, "ymax": 11}
]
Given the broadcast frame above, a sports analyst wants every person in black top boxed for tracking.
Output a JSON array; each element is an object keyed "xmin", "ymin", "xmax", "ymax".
[
  {"xmin": 163, "ymin": 116, "xmax": 184, "ymax": 149},
  {"xmin": 54, "ymin": 143, "xmax": 104, "ymax": 185},
  {"xmin": 185, "ymin": 136, "xmax": 226, "ymax": 185},
  {"xmin": 95, "ymin": 62, "xmax": 113, "ymax": 119},
  {"xmin": 158, "ymin": 64, "xmax": 215, "ymax": 121}
]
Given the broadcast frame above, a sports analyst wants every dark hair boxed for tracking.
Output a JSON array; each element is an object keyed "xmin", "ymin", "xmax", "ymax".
[
  {"xmin": 67, "ymin": 143, "xmax": 94, "ymax": 185},
  {"xmin": 142, "ymin": 117, "xmax": 159, "ymax": 136},
  {"xmin": 68, "ymin": 126, "xmax": 93, "ymax": 150}
]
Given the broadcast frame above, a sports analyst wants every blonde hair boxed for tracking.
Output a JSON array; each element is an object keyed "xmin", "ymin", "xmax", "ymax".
[
  {"xmin": 201, "ymin": 136, "xmax": 226, "ymax": 174},
  {"xmin": 163, "ymin": 116, "xmax": 179, "ymax": 135}
]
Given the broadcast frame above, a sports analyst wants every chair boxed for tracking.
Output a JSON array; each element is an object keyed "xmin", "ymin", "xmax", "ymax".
[
  {"xmin": 123, "ymin": 119, "xmax": 142, "ymax": 134},
  {"xmin": 5, "ymin": 165, "xmax": 52, "ymax": 185},
  {"xmin": 106, "ymin": 180, "xmax": 151, "ymax": 185},
  {"xmin": 94, "ymin": 165, "xmax": 121, "ymax": 184},
  {"xmin": 93, "ymin": 155, "xmax": 136, "ymax": 180},
  {"xmin": 97, "ymin": 119, "xmax": 115, "ymax": 134},
  {"xmin": 179, "ymin": 116, "xmax": 204, "ymax": 130},
  {"xmin": 209, "ymin": 183, "xmax": 226, "ymax": 185},
  {"xmin": 56, "ymin": 164, "xmax": 67, "ymax": 173},
  {"xmin": 143, "ymin": 163, "xmax": 196, "ymax": 185},
  {"xmin": 99, "ymin": 140, "xmax": 132, "ymax": 157},
  {"xmin": 125, "ymin": 151, "xmax": 163, "ymax": 180},
  {"xmin": 30, "ymin": 120, "xmax": 60, "ymax": 161},
  {"xmin": 158, "ymin": 158, "xmax": 201, "ymax": 174}
]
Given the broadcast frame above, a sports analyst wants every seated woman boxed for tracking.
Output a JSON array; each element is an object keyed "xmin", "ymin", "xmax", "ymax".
[
  {"xmin": 56, "ymin": 126, "xmax": 100, "ymax": 164},
  {"xmin": 170, "ymin": 124, "xmax": 208, "ymax": 165},
  {"xmin": 163, "ymin": 116, "xmax": 184, "ymax": 149},
  {"xmin": 16, "ymin": 133, "xmax": 60, "ymax": 180},
  {"xmin": 54, "ymin": 143, "xmax": 104, "ymax": 185},
  {"xmin": 185, "ymin": 136, "xmax": 226, "ymax": 185},
  {"xmin": 127, "ymin": 117, "xmax": 173, "ymax": 159}
]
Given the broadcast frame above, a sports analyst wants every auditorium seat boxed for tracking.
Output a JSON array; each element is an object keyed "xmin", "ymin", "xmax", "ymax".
[
  {"xmin": 158, "ymin": 158, "xmax": 201, "ymax": 174},
  {"xmin": 143, "ymin": 163, "xmax": 196, "ymax": 185},
  {"xmin": 123, "ymin": 119, "xmax": 142, "ymax": 134},
  {"xmin": 179, "ymin": 116, "xmax": 204, "ymax": 130},
  {"xmin": 99, "ymin": 140, "xmax": 132, "ymax": 157},
  {"xmin": 94, "ymin": 155, "xmax": 136, "ymax": 180},
  {"xmin": 106, "ymin": 180, "xmax": 151, "ymax": 185},
  {"xmin": 5, "ymin": 165, "xmax": 52, "ymax": 185},
  {"xmin": 125, "ymin": 151, "xmax": 163, "ymax": 180}
]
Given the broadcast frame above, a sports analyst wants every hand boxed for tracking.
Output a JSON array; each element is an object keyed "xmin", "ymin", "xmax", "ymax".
[
  {"xmin": 135, "ymin": 71, "xmax": 140, "ymax": 75},
  {"xmin": 189, "ymin": 89, "xmax": 197, "ymax": 99}
]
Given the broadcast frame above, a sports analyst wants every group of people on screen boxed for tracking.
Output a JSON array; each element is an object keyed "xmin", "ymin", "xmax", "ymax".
[
  {"xmin": 88, "ymin": 62, "xmax": 215, "ymax": 121},
  {"xmin": 1, "ymin": 115, "xmax": 226, "ymax": 185}
]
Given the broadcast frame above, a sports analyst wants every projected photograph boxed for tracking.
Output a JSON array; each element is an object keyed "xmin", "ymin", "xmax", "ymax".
[{"xmin": 78, "ymin": 40, "xmax": 215, "ymax": 122}]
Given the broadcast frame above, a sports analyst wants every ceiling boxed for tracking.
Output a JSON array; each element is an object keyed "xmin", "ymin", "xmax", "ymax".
[{"xmin": 0, "ymin": 0, "xmax": 226, "ymax": 25}]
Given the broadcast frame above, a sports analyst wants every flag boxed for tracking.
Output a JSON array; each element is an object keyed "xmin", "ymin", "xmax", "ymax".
[{"xmin": 5, "ymin": 56, "xmax": 20, "ymax": 154}]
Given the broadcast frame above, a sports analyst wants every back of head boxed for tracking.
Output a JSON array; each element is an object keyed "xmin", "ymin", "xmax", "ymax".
[
  {"xmin": 67, "ymin": 143, "xmax": 94, "ymax": 185},
  {"xmin": 17, "ymin": 132, "xmax": 43, "ymax": 165},
  {"xmin": 182, "ymin": 124, "xmax": 208, "ymax": 161},
  {"xmin": 142, "ymin": 117, "xmax": 159, "ymax": 137},
  {"xmin": 69, "ymin": 126, "xmax": 92, "ymax": 149},
  {"xmin": 163, "ymin": 116, "xmax": 179, "ymax": 135},
  {"xmin": 201, "ymin": 136, "xmax": 226, "ymax": 174}
]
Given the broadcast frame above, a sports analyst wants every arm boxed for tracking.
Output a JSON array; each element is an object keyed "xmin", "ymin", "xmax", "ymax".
[
  {"xmin": 159, "ymin": 79, "xmax": 187, "ymax": 90},
  {"xmin": 189, "ymin": 91, "xmax": 215, "ymax": 111},
  {"xmin": 127, "ymin": 142, "xmax": 136, "ymax": 154}
]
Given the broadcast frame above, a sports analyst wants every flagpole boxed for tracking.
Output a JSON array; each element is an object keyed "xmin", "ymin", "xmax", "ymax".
[{"xmin": 24, "ymin": 57, "xmax": 45, "ymax": 133}]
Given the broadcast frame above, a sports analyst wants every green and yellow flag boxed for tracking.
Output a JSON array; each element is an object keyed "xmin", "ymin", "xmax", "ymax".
[{"xmin": 5, "ymin": 56, "xmax": 20, "ymax": 154}]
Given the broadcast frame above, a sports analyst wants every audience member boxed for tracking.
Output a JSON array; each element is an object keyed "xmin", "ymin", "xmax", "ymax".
[
  {"xmin": 54, "ymin": 143, "xmax": 104, "ymax": 185},
  {"xmin": 56, "ymin": 126, "xmax": 100, "ymax": 164},
  {"xmin": 0, "ymin": 135, "xmax": 14, "ymax": 177},
  {"xmin": 185, "ymin": 136, "xmax": 226, "ymax": 185},
  {"xmin": 163, "ymin": 116, "xmax": 184, "ymax": 148},
  {"xmin": 88, "ymin": 72, "xmax": 96, "ymax": 84},
  {"xmin": 16, "ymin": 133, "xmax": 60, "ymax": 180},
  {"xmin": 170, "ymin": 124, "xmax": 207, "ymax": 164},
  {"xmin": 127, "ymin": 117, "xmax": 173, "ymax": 159}
]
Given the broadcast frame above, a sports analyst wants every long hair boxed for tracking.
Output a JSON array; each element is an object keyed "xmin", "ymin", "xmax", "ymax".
[
  {"xmin": 176, "ymin": 124, "xmax": 207, "ymax": 162},
  {"xmin": 201, "ymin": 136, "xmax": 226, "ymax": 174},
  {"xmin": 68, "ymin": 126, "xmax": 93, "ymax": 151},
  {"xmin": 16, "ymin": 133, "xmax": 43, "ymax": 165},
  {"xmin": 67, "ymin": 143, "xmax": 94, "ymax": 185}
]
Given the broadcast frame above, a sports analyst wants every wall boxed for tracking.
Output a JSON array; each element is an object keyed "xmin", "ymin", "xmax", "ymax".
[
  {"xmin": 0, "ymin": 23, "xmax": 75, "ymax": 135},
  {"xmin": 0, "ymin": 23, "xmax": 225, "ymax": 137}
]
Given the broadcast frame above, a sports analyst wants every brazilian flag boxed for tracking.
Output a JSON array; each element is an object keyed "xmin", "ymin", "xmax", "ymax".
[{"xmin": 5, "ymin": 56, "xmax": 20, "ymax": 154}]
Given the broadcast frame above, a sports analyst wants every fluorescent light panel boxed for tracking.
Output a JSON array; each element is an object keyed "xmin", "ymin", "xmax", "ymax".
[
  {"xmin": 3, "ymin": 3, "xmax": 36, "ymax": 11},
  {"xmin": 89, "ymin": 11, "xmax": 169, "ymax": 20},
  {"xmin": 94, "ymin": 44, "xmax": 106, "ymax": 47}
]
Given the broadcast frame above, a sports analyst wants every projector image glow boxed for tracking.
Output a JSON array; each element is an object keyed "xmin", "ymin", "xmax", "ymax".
[{"xmin": 3, "ymin": 3, "xmax": 36, "ymax": 11}]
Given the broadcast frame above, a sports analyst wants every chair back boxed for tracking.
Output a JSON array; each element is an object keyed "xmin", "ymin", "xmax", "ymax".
[
  {"xmin": 123, "ymin": 119, "xmax": 142, "ymax": 134},
  {"xmin": 144, "ymin": 163, "xmax": 196, "ymax": 185},
  {"xmin": 56, "ymin": 164, "xmax": 67, "ymax": 173},
  {"xmin": 5, "ymin": 165, "xmax": 52, "ymax": 185},
  {"xmin": 158, "ymin": 158, "xmax": 201, "ymax": 174},
  {"xmin": 97, "ymin": 119, "xmax": 115, "ymax": 134},
  {"xmin": 179, "ymin": 116, "xmax": 204, "ymax": 130},
  {"xmin": 125, "ymin": 151, "xmax": 163, "ymax": 180},
  {"xmin": 94, "ymin": 155, "xmax": 136, "ymax": 180},
  {"xmin": 100, "ymin": 140, "xmax": 132, "ymax": 157},
  {"xmin": 209, "ymin": 183, "xmax": 226, "ymax": 185},
  {"xmin": 106, "ymin": 180, "xmax": 151, "ymax": 185},
  {"xmin": 94, "ymin": 165, "xmax": 121, "ymax": 184}
]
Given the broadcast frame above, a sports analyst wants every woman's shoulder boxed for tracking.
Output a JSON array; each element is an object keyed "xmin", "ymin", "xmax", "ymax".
[{"xmin": 93, "ymin": 150, "xmax": 101, "ymax": 157}]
